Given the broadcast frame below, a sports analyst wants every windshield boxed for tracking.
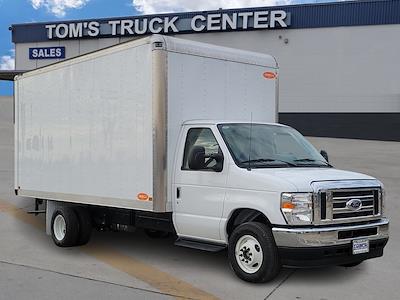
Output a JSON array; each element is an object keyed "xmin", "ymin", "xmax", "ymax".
[{"xmin": 217, "ymin": 123, "xmax": 329, "ymax": 168}]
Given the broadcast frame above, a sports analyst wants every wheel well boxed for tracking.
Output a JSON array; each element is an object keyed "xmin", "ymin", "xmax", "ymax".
[{"xmin": 226, "ymin": 208, "xmax": 271, "ymax": 237}]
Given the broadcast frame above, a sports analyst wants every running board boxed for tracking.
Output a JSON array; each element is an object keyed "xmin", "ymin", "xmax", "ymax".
[
  {"xmin": 175, "ymin": 238, "xmax": 226, "ymax": 252},
  {"xmin": 27, "ymin": 210, "xmax": 46, "ymax": 215}
]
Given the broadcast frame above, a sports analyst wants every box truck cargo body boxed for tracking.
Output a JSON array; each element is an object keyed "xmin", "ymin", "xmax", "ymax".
[
  {"xmin": 14, "ymin": 35, "xmax": 388, "ymax": 283},
  {"xmin": 15, "ymin": 35, "xmax": 278, "ymax": 213}
]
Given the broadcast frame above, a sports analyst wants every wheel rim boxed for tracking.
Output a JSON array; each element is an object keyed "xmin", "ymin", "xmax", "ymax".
[
  {"xmin": 53, "ymin": 214, "xmax": 66, "ymax": 241},
  {"xmin": 235, "ymin": 234, "xmax": 263, "ymax": 274}
]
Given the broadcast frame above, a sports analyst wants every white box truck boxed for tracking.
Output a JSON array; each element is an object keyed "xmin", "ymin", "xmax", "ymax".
[{"xmin": 14, "ymin": 35, "xmax": 389, "ymax": 282}]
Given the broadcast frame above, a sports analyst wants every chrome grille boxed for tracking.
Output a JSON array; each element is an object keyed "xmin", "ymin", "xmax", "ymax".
[
  {"xmin": 331, "ymin": 190, "xmax": 377, "ymax": 219},
  {"xmin": 316, "ymin": 188, "xmax": 381, "ymax": 224}
]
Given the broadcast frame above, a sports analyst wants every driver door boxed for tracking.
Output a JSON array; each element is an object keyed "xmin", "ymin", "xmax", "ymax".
[{"xmin": 173, "ymin": 127, "xmax": 227, "ymax": 242}]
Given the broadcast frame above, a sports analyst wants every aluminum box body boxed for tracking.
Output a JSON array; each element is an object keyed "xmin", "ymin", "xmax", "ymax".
[{"xmin": 15, "ymin": 35, "xmax": 278, "ymax": 212}]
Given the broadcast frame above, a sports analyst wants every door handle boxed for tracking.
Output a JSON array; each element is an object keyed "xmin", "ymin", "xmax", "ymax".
[{"xmin": 176, "ymin": 187, "xmax": 181, "ymax": 199}]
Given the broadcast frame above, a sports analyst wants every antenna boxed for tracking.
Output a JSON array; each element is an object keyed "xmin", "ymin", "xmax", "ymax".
[{"xmin": 247, "ymin": 113, "xmax": 253, "ymax": 171}]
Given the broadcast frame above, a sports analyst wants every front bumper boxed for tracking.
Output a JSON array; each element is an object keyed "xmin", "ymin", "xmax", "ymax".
[{"xmin": 272, "ymin": 218, "xmax": 389, "ymax": 267}]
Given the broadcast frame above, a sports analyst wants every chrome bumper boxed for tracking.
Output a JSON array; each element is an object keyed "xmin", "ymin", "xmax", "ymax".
[{"xmin": 272, "ymin": 218, "xmax": 389, "ymax": 247}]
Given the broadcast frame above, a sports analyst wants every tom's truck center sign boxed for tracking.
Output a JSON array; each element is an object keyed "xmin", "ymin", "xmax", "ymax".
[{"xmin": 44, "ymin": 10, "xmax": 290, "ymax": 40}]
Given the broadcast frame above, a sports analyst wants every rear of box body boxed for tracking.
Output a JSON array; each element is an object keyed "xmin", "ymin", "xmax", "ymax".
[{"xmin": 15, "ymin": 35, "xmax": 278, "ymax": 212}]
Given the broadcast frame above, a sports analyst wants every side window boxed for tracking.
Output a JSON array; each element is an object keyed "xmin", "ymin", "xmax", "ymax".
[{"xmin": 182, "ymin": 128, "xmax": 223, "ymax": 171}]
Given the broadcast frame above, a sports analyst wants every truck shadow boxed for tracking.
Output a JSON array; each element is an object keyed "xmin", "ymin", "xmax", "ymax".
[{"xmin": 89, "ymin": 228, "xmax": 365, "ymax": 285}]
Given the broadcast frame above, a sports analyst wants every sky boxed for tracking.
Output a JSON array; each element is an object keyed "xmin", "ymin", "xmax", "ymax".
[{"xmin": 0, "ymin": 0, "xmax": 330, "ymax": 95}]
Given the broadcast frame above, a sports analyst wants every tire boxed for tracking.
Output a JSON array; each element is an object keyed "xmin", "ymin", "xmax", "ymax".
[
  {"xmin": 228, "ymin": 222, "xmax": 281, "ymax": 283},
  {"xmin": 340, "ymin": 261, "xmax": 364, "ymax": 267},
  {"xmin": 144, "ymin": 229, "xmax": 170, "ymax": 238},
  {"xmin": 74, "ymin": 207, "xmax": 92, "ymax": 246},
  {"xmin": 51, "ymin": 207, "xmax": 80, "ymax": 247}
]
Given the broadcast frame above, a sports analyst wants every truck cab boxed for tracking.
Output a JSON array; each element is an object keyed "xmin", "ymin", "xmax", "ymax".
[{"xmin": 172, "ymin": 121, "xmax": 389, "ymax": 282}]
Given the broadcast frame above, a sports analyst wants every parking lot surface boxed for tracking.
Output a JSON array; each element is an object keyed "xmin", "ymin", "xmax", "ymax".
[{"xmin": 1, "ymin": 97, "xmax": 399, "ymax": 299}]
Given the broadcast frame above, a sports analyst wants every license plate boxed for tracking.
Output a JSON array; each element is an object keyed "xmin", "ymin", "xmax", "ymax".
[{"xmin": 352, "ymin": 239, "xmax": 369, "ymax": 255}]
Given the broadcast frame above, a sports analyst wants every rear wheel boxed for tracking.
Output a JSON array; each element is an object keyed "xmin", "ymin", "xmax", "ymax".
[
  {"xmin": 228, "ymin": 222, "xmax": 281, "ymax": 283},
  {"xmin": 74, "ymin": 207, "xmax": 92, "ymax": 246},
  {"xmin": 51, "ymin": 207, "xmax": 79, "ymax": 247}
]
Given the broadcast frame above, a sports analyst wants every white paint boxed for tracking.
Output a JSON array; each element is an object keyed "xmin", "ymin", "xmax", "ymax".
[{"xmin": 173, "ymin": 126, "xmax": 229, "ymax": 241}]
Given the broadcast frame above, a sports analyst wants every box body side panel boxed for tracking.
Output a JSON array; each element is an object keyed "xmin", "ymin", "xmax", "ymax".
[{"xmin": 16, "ymin": 44, "xmax": 154, "ymax": 210}]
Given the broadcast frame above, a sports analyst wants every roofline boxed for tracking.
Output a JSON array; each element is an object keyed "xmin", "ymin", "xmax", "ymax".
[
  {"xmin": 182, "ymin": 120, "xmax": 287, "ymax": 127},
  {"xmin": 0, "ymin": 70, "xmax": 27, "ymax": 81},
  {"xmin": 9, "ymin": 0, "xmax": 384, "ymax": 28},
  {"xmin": 11, "ymin": 0, "xmax": 400, "ymax": 44}
]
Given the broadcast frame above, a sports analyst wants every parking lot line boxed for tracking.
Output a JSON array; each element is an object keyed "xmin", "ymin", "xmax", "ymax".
[
  {"xmin": 83, "ymin": 243, "xmax": 219, "ymax": 300},
  {"xmin": 0, "ymin": 198, "xmax": 219, "ymax": 300}
]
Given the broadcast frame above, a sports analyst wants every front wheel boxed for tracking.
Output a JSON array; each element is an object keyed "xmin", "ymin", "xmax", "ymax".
[{"xmin": 228, "ymin": 222, "xmax": 281, "ymax": 283}]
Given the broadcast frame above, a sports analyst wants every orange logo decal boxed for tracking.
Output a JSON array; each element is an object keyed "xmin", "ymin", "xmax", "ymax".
[
  {"xmin": 137, "ymin": 193, "xmax": 149, "ymax": 201},
  {"xmin": 263, "ymin": 72, "xmax": 277, "ymax": 79}
]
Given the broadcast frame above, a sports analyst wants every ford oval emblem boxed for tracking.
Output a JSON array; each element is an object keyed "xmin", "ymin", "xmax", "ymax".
[{"xmin": 346, "ymin": 199, "xmax": 362, "ymax": 211}]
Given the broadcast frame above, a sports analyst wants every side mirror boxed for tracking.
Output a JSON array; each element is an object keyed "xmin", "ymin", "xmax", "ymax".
[
  {"xmin": 320, "ymin": 150, "xmax": 329, "ymax": 162},
  {"xmin": 211, "ymin": 153, "xmax": 224, "ymax": 172},
  {"xmin": 188, "ymin": 146, "xmax": 205, "ymax": 170}
]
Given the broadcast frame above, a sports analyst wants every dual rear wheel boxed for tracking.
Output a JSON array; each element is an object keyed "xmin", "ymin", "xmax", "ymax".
[{"xmin": 51, "ymin": 206, "xmax": 92, "ymax": 247}]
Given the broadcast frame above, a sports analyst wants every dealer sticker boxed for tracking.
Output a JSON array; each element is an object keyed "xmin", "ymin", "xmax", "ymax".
[{"xmin": 352, "ymin": 239, "xmax": 369, "ymax": 255}]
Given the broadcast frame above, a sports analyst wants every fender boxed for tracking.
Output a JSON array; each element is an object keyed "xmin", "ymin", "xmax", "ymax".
[{"xmin": 226, "ymin": 208, "xmax": 271, "ymax": 237}]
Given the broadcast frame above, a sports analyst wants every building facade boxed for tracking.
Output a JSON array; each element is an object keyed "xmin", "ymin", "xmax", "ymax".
[{"xmin": 6, "ymin": 0, "xmax": 400, "ymax": 141}]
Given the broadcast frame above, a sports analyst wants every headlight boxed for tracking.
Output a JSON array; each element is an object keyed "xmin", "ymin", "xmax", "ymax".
[{"xmin": 281, "ymin": 192, "xmax": 313, "ymax": 225}]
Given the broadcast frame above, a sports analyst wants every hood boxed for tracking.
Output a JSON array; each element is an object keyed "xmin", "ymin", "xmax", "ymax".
[{"xmin": 239, "ymin": 167, "xmax": 375, "ymax": 192}]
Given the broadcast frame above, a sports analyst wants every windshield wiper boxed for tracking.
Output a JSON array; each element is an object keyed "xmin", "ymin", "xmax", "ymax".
[
  {"xmin": 294, "ymin": 158, "xmax": 333, "ymax": 167},
  {"xmin": 240, "ymin": 158, "xmax": 297, "ymax": 167}
]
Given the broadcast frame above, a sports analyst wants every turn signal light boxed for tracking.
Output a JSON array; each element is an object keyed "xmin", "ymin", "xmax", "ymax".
[{"xmin": 281, "ymin": 202, "xmax": 296, "ymax": 210}]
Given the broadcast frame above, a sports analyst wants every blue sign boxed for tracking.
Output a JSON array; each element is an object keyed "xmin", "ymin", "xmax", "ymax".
[{"xmin": 29, "ymin": 46, "xmax": 65, "ymax": 59}]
